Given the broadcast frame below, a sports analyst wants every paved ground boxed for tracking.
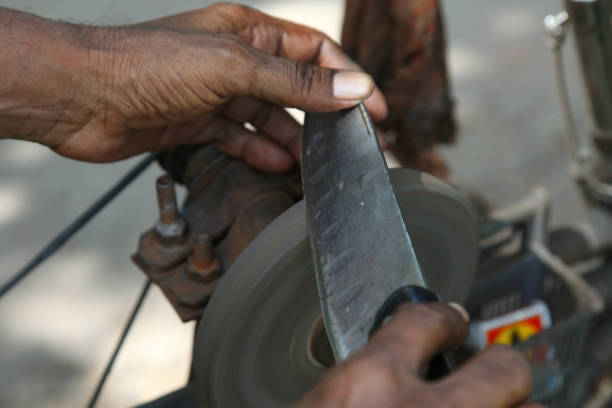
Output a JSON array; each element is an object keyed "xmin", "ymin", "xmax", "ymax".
[{"xmin": 0, "ymin": 1, "xmax": 591, "ymax": 407}]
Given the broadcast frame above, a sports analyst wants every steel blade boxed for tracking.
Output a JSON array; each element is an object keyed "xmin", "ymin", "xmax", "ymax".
[{"xmin": 302, "ymin": 103, "xmax": 426, "ymax": 361}]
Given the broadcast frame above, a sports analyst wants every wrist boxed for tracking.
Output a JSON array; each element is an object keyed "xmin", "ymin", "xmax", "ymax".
[{"xmin": 0, "ymin": 8, "xmax": 111, "ymax": 146}]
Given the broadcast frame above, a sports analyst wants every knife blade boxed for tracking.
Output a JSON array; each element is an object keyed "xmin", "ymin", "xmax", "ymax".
[{"xmin": 302, "ymin": 103, "xmax": 435, "ymax": 361}]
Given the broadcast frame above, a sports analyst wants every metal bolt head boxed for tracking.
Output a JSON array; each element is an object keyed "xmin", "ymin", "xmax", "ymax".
[{"xmin": 544, "ymin": 11, "xmax": 570, "ymax": 48}]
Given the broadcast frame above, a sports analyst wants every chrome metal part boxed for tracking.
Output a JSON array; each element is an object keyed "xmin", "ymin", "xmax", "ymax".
[
  {"xmin": 193, "ymin": 168, "xmax": 478, "ymax": 408},
  {"xmin": 549, "ymin": 205, "xmax": 612, "ymax": 264},
  {"xmin": 565, "ymin": 0, "xmax": 612, "ymax": 145},
  {"xmin": 544, "ymin": 11, "xmax": 569, "ymax": 43},
  {"xmin": 545, "ymin": 4, "xmax": 612, "ymax": 205},
  {"xmin": 544, "ymin": 11, "xmax": 592, "ymax": 163},
  {"xmin": 531, "ymin": 243, "xmax": 604, "ymax": 313},
  {"xmin": 572, "ymin": 160, "xmax": 612, "ymax": 205},
  {"xmin": 490, "ymin": 187, "xmax": 551, "ymax": 246},
  {"xmin": 302, "ymin": 104, "xmax": 425, "ymax": 360}
]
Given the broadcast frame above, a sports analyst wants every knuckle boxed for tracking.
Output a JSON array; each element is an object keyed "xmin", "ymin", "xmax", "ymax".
[
  {"xmin": 373, "ymin": 304, "xmax": 451, "ymax": 351},
  {"xmin": 210, "ymin": 2, "xmax": 251, "ymax": 16},
  {"xmin": 399, "ymin": 303, "xmax": 453, "ymax": 336},
  {"xmin": 431, "ymin": 347, "xmax": 532, "ymax": 408},
  {"xmin": 435, "ymin": 382, "xmax": 485, "ymax": 408},
  {"xmin": 203, "ymin": 33, "xmax": 244, "ymax": 65},
  {"xmin": 212, "ymin": 123, "xmax": 231, "ymax": 142},
  {"xmin": 426, "ymin": 306, "xmax": 454, "ymax": 331},
  {"xmin": 346, "ymin": 358, "xmax": 388, "ymax": 378},
  {"xmin": 339, "ymin": 358, "xmax": 407, "ymax": 400},
  {"xmin": 214, "ymin": 34, "xmax": 256, "ymax": 78},
  {"xmin": 346, "ymin": 358, "xmax": 397, "ymax": 387},
  {"xmin": 217, "ymin": 33, "xmax": 248, "ymax": 54},
  {"xmin": 409, "ymin": 390, "xmax": 447, "ymax": 408},
  {"xmin": 291, "ymin": 62, "xmax": 322, "ymax": 96},
  {"xmin": 483, "ymin": 345, "xmax": 533, "ymax": 390},
  {"xmin": 488, "ymin": 345, "xmax": 531, "ymax": 375}
]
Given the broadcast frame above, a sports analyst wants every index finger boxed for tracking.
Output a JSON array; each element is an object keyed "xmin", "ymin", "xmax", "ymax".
[{"xmin": 433, "ymin": 345, "xmax": 533, "ymax": 408}]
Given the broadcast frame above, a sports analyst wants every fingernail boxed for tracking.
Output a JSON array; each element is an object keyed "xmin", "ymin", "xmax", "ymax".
[
  {"xmin": 448, "ymin": 302, "xmax": 470, "ymax": 323},
  {"xmin": 333, "ymin": 71, "xmax": 374, "ymax": 100}
]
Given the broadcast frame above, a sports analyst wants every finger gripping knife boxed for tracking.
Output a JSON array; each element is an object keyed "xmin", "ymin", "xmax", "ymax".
[{"xmin": 301, "ymin": 103, "xmax": 454, "ymax": 377}]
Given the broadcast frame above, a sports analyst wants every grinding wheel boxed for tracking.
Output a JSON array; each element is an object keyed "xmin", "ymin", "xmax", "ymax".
[{"xmin": 193, "ymin": 169, "xmax": 479, "ymax": 407}]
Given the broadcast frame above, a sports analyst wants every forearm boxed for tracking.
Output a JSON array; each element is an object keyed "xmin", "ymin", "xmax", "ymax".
[{"xmin": 0, "ymin": 8, "xmax": 107, "ymax": 146}]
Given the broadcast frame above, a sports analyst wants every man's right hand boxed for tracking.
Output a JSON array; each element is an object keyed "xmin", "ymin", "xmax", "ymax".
[{"xmin": 297, "ymin": 303, "xmax": 543, "ymax": 408}]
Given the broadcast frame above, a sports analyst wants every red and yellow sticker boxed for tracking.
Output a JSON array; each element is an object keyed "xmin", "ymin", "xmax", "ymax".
[
  {"xmin": 467, "ymin": 301, "xmax": 552, "ymax": 351},
  {"xmin": 486, "ymin": 315, "xmax": 544, "ymax": 346}
]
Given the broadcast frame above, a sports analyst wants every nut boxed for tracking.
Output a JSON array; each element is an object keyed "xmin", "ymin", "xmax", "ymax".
[
  {"xmin": 170, "ymin": 266, "xmax": 218, "ymax": 309},
  {"xmin": 132, "ymin": 229, "xmax": 193, "ymax": 279}
]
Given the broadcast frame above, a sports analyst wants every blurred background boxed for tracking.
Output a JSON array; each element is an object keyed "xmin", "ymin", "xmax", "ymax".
[{"xmin": 0, "ymin": 0, "xmax": 590, "ymax": 407}]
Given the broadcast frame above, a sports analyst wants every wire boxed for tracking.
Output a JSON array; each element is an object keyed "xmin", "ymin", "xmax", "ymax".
[
  {"xmin": 86, "ymin": 278, "xmax": 152, "ymax": 408},
  {"xmin": 0, "ymin": 153, "xmax": 158, "ymax": 298}
]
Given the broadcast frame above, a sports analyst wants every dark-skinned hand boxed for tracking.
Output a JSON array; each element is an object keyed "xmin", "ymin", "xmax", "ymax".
[
  {"xmin": 296, "ymin": 303, "xmax": 543, "ymax": 408},
  {"xmin": 2, "ymin": 4, "xmax": 539, "ymax": 407},
  {"xmin": 0, "ymin": 3, "xmax": 386, "ymax": 171}
]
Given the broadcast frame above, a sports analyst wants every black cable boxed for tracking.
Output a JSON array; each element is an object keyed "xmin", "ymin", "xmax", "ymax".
[
  {"xmin": 87, "ymin": 278, "xmax": 152, "ymax": 408},
  {"xmin": 0, "ymin": 153, "xmax": 158, "ymax": 298}
]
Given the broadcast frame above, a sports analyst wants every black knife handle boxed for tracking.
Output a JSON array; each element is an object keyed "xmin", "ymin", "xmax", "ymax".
[{"xmin": 369, "ymin": 285, "xmax": 456, "ymax": 380}]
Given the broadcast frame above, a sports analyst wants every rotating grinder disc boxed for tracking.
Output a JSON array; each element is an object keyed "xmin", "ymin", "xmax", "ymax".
[{"xmin": 193, "ymin": 168, "xmax": 478, "ymax": 407}]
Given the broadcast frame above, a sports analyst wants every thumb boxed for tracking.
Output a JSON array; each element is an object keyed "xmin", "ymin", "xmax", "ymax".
[
  {"xmin": 239, "ymin": 49, "xmax": 382, "ymax": 116},
  {"xmin": 366, "ymin": 303, "xmax": 469, "ymax": 375}
]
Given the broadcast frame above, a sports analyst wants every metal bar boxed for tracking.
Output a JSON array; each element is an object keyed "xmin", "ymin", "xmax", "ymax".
[
  {"xmin": 0, "ymin": 153, "xmax": 158, "ymax": 298},
  {"xmin": 86, "ymin": 278, "xmax": 152, "ymax": 408},
  {"xmin": 553, "ymin": 42, "xmax": 583, "ymax": 161},
  {"xmin": 565, "ymin": 0, "xmax": 612, "ymax": 140},
  {"xmin": 544, "ymin": 11, "xmax": 591, "ymax": 163}
]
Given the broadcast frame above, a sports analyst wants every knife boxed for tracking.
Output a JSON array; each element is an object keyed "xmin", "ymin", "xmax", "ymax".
[{"xmin": 302, "ymin": 103, "xmax": 453, "ymax": 376}]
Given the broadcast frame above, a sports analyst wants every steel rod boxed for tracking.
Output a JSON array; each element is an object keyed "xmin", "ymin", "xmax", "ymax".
[
  {"xmin": 86, "ymin": 278, "xmax": 152, "ymax": 408},
  {"xmin": 0, "ymin": 153, "xmax": 157, "ymax": 298},
  {"xmin": 552, "ymin": 43, "xmax": 587, "ymax": 161}
]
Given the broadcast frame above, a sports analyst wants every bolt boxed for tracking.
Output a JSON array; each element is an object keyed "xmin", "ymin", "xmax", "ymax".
[
  {"xmin": 544, "ymin": 11, "xmax": 569, "ymax": 49},
  {"xmin": 156, "ymin": 174, "xmax": 180, "ymax": 225},
  {"xmin": 187, "ymin": 232, "xmax": 220, "ymax": 283},
  {"xmin": 154, "ymin": 174, "xmax": 187, "ymax": 244},
  {"xmin": 194, "ymin": 233, "xmax": 214, "ymax": 268}
]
